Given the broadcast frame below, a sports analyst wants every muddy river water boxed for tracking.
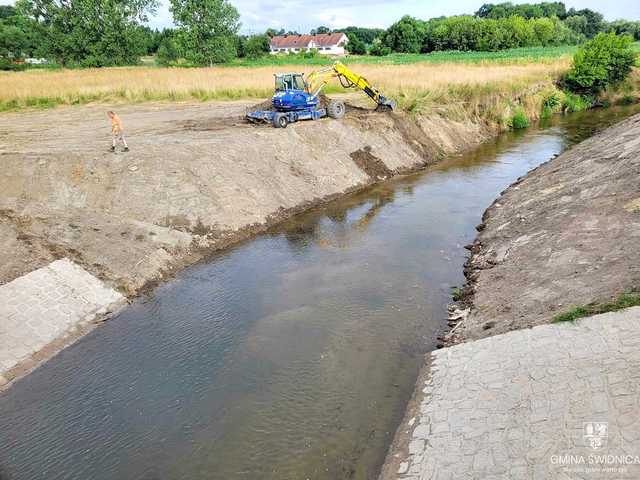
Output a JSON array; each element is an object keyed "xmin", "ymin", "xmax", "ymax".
[{"xmin": 1, "ymin": 105, "xmax": 639, "ymax": 480}]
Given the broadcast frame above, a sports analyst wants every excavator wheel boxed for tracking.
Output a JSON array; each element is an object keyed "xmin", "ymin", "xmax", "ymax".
[
  {"xmin": 273, "ymin": 113, "xmax": 289, "ymax": 128},
  {"xmin": 327, "ymin": 100, "xmax": 346, "ymax": 119}
]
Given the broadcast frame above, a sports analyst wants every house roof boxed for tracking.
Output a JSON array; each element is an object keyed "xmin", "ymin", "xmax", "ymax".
[{"xmin": 270, "ymin": 33, "xmax": 347, "ymax": 49}]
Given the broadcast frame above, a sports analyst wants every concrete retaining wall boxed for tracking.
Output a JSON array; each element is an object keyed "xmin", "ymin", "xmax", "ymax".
[{"xmin": 0, "ymin": 258, "xmax": 126, "ymax": 387}]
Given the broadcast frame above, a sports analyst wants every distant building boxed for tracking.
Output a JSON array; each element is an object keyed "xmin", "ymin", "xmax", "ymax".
[
  {"xmin": 25, "ymin": 58, "xmax": 49, "ymax": 65},
  {"xmin": 270, "ymin": 33, "xmax": 349, "ymax": 56}
]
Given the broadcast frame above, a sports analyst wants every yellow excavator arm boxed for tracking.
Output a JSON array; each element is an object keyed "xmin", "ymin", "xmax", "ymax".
[{"xmin": 305, "ymin": 61, "xmax": 396, "ymax": 110}]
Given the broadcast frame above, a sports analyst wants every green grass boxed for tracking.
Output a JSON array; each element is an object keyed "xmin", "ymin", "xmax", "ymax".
[
  {"xmin": 510, "ymin": 108, "xmax": 530, "ymax": 129},
  {"xmin": 226, "ymin": 43, "xmax": 640, "ymax": 68},
  {"xmin": 552, "ymin": 291, "xmax": 640, "ymax": 323},
  {"xmin": 6, "ymin": 42, "xmax": 640, "ymax": 73},
  {"xmin": 451, "ymin": 287, "xmax": 464, "ymax": 302},
  {"xmin": 149, "ymin": 45, "xmax": 584, "ymax": 69},
  {"xmin": 227, "ymin": 45, "xmax": 581, "ymax": 67},
  {"xmin": 561, "ymin": 91, "xmax": 594, "ymax": 112}
]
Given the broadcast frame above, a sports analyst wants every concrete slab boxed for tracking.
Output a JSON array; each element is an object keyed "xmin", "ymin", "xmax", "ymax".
[
  {"xmin": 0, "ymin": 258, "xmax": 126, "ymax": 382},
  {"xmin": 395, "ymin": 307, "xmax": 640, "ymax": 479}
]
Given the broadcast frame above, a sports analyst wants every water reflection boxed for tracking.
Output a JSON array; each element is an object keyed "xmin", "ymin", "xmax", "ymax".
[{"xmin": 282, "ymin": 187, "xmax": 398, "ymax": 251}]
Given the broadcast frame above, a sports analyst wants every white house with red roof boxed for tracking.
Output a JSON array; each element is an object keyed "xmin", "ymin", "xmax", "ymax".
[{"xmin": 270, "ymin": 33, "xmax": 349, "ymax": 56}]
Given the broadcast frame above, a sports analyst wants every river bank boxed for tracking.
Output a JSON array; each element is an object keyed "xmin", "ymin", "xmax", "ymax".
[
  {"xmin": 1, "ymin": 102, "xmax": 639, "ymax": 479},
  {"xmin": 383, "ymin": 112, "xmax": 640, "ymax": 479},
  {"xmin": 457, "ymin": 112, "xmax": 640, "ymax": 342}
]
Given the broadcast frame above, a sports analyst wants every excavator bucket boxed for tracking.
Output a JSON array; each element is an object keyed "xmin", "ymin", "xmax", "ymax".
[{"xmin": 377, "ymin": 95, "xmax": 396, "ymax": 111}]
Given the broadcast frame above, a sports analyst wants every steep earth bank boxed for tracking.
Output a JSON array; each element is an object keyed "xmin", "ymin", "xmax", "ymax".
[
  {"xmin": 0, "ymin": 96, "xmax": 494, "ymax": 296},
  {"xmin": 454, "ymin": 113, "xmax": 640, "ymax": 342}
]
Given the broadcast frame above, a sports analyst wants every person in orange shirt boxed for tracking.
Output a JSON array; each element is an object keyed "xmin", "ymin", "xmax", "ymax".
[{"xmin": 107, "ymin": 111, "xmax": 129, "ymax": 152}]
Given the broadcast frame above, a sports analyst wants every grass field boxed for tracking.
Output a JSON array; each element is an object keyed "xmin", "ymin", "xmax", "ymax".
[
  {"xmin": 0, "ymin": 43, "xmax": 638, "ymax": 115},
  {"xmin": 175, "ymin": 42, "xmax": 640, "ymax": 67},
  {"xmin": 230, "ymin": 45, "xmax": 584, "ymax": 67},
  {"xmin": 53, "ymin": 44, "xmax": 591, "ymax": 70},
  {"xmin": 0, "ymin": 60, "xmax": 570, "ymax": 112}
]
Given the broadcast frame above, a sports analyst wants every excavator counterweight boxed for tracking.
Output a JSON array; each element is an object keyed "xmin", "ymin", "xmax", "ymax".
[{"xmin": 246, "ymin": 61, "xmax": 395, "ymax": 128}]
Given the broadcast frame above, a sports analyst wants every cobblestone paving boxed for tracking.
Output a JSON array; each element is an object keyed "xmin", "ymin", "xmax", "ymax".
[
  {"xmin": 0, "ymin": 259, "xmax": 126, "ymax": 382},
  {"xmin": 397, "ymin": 307, "xmax": 640, "ymax": 480}
]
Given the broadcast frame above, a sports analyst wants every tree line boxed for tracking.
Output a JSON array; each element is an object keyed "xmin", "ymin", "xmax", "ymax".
[
  {"xmin": 373, "ymin": 2, "xmax": 640, "ymax": 56},
  {"xmin": 379, "ymin": 15, "xmax": 580, "ymax": 55},
  {"xmin": 0, "ymin": 0, "xmax": 639, "ymax": 69}
]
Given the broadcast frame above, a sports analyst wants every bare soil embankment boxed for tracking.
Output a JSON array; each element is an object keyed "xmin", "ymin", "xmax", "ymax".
[
  {"xmin": 0, "ymin": 96, "xmax": 491, "ymax": 296},
  {"xmin": 454, "ymin": 113, "xmax": 640, "ymax": 342}
]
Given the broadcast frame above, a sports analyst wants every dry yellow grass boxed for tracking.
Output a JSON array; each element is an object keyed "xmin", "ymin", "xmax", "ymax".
[{"xmin": 0, "ymin": 60, "xmax": 570, "ymax": 111}]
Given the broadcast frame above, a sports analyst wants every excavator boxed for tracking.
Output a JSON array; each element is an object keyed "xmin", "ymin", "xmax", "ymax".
[{"xmin": 246, "ymin": 61, "xmax": 396, "ymax": 128}]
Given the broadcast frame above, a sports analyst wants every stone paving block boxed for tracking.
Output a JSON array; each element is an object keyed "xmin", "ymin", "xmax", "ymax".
[
  {"xmin": 395, "ymin": 307, "xmax": 640, "ymax": 479},
  {"xmin": 0, "ymin": 258, "xmax": 126, "ymax": 377}
]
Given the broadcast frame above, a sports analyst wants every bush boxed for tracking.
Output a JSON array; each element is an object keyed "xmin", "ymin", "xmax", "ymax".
[
  {"xmin": 563, "ymin": 33, "xmax": 636, "ymax": 96},
  {"xmin": 302, "ymin": 48, "xmax": 319, "ymax": 59},
  {"xmin": 562, "ymin": 92, "xmax": 593, "ymax": 112},
  {"xmin": 244, "ymin": 34, "xmax": 270, "ymax": 59},
  {"xmin": 541, "ymin": 92, "xmax": 561, "ymax": 119},
  {"xmin": 156, "ymin": 37, "xmax": 179, "ymax": 66},
  {"xmin": 346, "ymin": 34, "xmax": 367, "ymax": 55},
  {"xmin": 0, "ymin": 58, "xmax": 26, "ymax": 70},
  {"xmin": 510, "ymin": 108, "xmax": 530, "ymax": 129},
  {"xmin": 369, "ymin": 42, "xmax": 391, "ymax": 56}
]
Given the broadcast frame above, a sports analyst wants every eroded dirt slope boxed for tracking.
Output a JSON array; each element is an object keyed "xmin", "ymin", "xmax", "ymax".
[
  {"xmin": 0, "ymin": 97, "xmax": 490, "ymax": 294},
  {"xmin": 458, "ymin": 114, "xmax": 640, "ymax": 341}
]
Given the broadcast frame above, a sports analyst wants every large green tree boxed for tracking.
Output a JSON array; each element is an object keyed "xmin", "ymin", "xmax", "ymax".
[
  {"xmin": 476, "ymin": 2, "xmax": 567, "ymax": 20},
  {"xmin": 0, "ymin": 3, "xmax": 47, "ymax": 62},
  {"xmin": 0, "ymin": 5, "xmax": 17, "ymax": 19},
  {"xmin": 243, "ymin": 33, "xmax": 270, "ymax": 58},
  {"xmin": 339, "ymin": 26, "xmax": 385, "ymax": 45},
  {"xmin": 170, "ymin": 0, "xmax": 240, "ymax": 65},
  {"xmin": 0, "ymin": 20, "xmax": 28, "ymax": 60},
  {"xmin": 310, "ymin": 26, "xmax": 330, "ymax": 35},
  {"xmin": 345, "ymin": 33, "xmax": 367, "ymax": 55},
  {"xmin": 607, "ymin": 20, "xmax": 640, "ymax": 41},
  {"xmin": 17, "ymin": 0, "xmax": 158, "ymax": 66},
  {"xmin": 566, "ymin": 8, "xmax": 604, "ymax": 38},
  {"xmin": 156, "ymin": 36, "xmax": 178, "ymax": 65},
  {"xmin": 383, "ymin": 16, "xmax": 427, "ymax": 53}
]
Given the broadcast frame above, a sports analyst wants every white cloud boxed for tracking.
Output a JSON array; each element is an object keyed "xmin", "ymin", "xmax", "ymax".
[
  {"xmin": 162, "ymin": 0, "xmax": 640, "ymax": 32},
  {"xmin": 3, "ymin": 0, "xmax": 640, "ymax": 31},
  {"xmin": 147, "ymin": 1, "xmax": 172, "ymax": 29}
]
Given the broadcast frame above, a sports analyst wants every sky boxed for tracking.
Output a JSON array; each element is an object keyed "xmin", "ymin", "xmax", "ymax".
[{"xmin": 2, "ymin": 0, "xmax": 639, "ymax": 33}]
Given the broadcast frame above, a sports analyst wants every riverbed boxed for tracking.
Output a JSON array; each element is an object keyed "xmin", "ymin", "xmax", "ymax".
[{"xmin": 1, "ymin": 105, "xmax": 638, "ymax": 480}]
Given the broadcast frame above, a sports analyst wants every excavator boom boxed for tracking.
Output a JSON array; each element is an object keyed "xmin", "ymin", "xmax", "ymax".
[
  {"xmin": 305, "ymin": 61, "xmax": 396, "ymax": 110},
  {"xmin": 332, "ymin": 62, "xmax": 396, "ymax": 110}
]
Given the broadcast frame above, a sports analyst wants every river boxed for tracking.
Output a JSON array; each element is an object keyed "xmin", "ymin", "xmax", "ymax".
[{"xmin": 1, "ymin": 105, "xmax": 639, "ymax": 480}]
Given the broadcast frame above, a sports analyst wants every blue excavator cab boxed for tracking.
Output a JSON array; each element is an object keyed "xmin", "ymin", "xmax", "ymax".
[
  {"xmin": 272, "ymin": 73, "xmax": 319, "ymax": 111},
  {"xmin": 247, "ymin": 72, "xmax": 327, "ymax": 127}
]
